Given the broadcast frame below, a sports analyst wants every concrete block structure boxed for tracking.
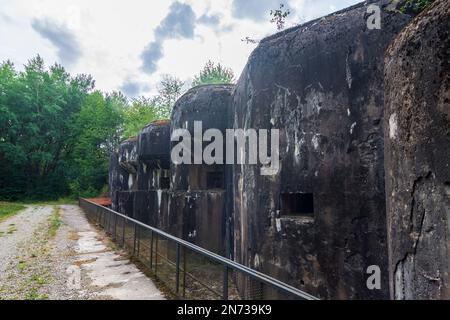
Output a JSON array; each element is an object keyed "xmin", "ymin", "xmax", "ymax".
[{"xmin": 108, "ymin": 0, "xmax": 449, "ymax": 300}]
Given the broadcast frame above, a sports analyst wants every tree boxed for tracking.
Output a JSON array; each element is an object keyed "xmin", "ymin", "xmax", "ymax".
[
  {"xmin": 270, "ymin": 4, "xmax": 291, "ymax": 31},
  {"xmin": 123, "ymin": 97, "xmax": 159, "ymax": 138},
  {"xmin": 241, "ymin": 3, "xmax": 291, "ymax": 45},
  {"xmin": 69, "ymin": 91, "xmax": 124, "ymax": 197},
  {"xmin": 156, "ymin": 75, "xmax": 184, "ymax": 119},
  {"xmin": 0, "ymin": 55, "xmax": 187, "ymax": 200},
  {"xmin": 0, "ymin": 56, "xmax": 94, "ymax": 200},
  {"xmin": 192, "ymin": 61, "xmax": 235, "ymax": 87}
]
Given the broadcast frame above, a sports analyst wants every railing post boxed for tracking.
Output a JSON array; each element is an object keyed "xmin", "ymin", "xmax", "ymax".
[
  {"xmin": 122, "ymin": 217, "xmax": 126, "ymax": 247},
  {"xmin": 176, "ymin": 243, "xmax": 180, "ymax": 295},
  {"xmin": 113, "ymin": 213, "xmax": 117, "ymax": 240},
  {"xmin": 150, "ymin": 231, "xmax": 154, "ymax": 268},
  {"xmin": 223, "ymin": 266, "xmax": 229, "ymax": 300},
  {"xmin": 137, "ymin": 226, "xmax": 141, "ymax": 257},
  {"xmin": 183, "ymin": 248, "xmax": 186, "ymax": 298},
  {"xmin": 133, "ymin": 223, "xmax": 137, "ymax": 256},
  {"xmin": 223, "ymin": 214, "xmax": 230, "ymax": 300},
  {"xmin": 106, "ymin": 211, "xmax": 110, "ymax": 234},
  {"xmin": 154, "ymin": 235, "xmax": 158, "ymax": 275},
  {"xmin": 105, "ymin": 210, "xmax": 108, "ymax": 233}
]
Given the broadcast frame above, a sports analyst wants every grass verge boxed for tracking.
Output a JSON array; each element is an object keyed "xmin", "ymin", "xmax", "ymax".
[
  {"xmin": 20, "ymin": 197, "xmax": 77, "ymax": 206},
  {"xmin": 0, "ymin": 202, "xmax": 26, "ymax": 223}
]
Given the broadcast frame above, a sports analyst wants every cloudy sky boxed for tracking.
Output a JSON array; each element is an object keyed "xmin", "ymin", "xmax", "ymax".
[{"xmin": 0, "ymin": 0, "xmax": 361, "ymax": 97}]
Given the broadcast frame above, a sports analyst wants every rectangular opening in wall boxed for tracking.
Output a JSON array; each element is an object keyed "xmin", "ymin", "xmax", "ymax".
[
  {"xmin": 281, "ymin": 193, "xmax": 314, "ymax": 216},
  {"xmin": 207, "ymin": 171, "xmax": 224, "ymax": 189},
  {"xmin": 160, "ymin": 169, "xmax": 170, "ymax": 189},
  {"xmin": 160, "ymin": 177, "xmax": 170, "ymax": 189}
]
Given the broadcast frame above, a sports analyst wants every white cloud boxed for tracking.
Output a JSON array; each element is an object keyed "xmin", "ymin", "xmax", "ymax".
[
  {"xmin": 0, "ymin": 0, "xmax": 362, "ymax": 97},
  {"xmin": 31, "ymin": 18, "xmax": 81, "ymax": 67}
]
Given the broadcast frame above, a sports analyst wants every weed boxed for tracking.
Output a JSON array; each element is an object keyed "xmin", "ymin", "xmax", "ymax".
[
  {"xmin": 24, "ymin": 288, "xmax": 48, "ymax": 300},
  {"xmin": 48, "ymin": 206, "xmax": 62, "ymax": 238},
  {"xmin": 17, "ymin": 261, "xmax": 27, "ymax": 272}
]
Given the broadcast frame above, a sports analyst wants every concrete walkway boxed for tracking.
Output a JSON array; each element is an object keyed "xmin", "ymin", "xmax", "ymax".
[{"xmin": 61, "ymin": 205, "xmax": 165, "ymax": 300}]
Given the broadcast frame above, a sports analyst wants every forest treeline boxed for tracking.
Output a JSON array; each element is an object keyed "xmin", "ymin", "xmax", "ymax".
[{"xmin": 0, "ymin": 56, "xmax": 234, "ymax": 200}]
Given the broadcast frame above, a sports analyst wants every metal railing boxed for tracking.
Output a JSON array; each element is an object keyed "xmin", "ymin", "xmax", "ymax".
[{"xmin": 79, "ymin": 198, "xmax": 319, "ymax": 300}]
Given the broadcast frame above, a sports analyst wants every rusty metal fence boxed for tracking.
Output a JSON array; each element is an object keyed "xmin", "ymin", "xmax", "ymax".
[{"xmin": 79, "ymin": 198, "xmax": 318, "ymax": 300}]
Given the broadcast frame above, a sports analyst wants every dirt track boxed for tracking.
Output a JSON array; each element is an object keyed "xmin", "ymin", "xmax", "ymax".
[{"xmin": 0, "ymin": 204, "xmax": 165, "ymax": 300}]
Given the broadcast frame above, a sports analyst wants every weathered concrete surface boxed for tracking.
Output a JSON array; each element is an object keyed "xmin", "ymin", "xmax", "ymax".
[
  {"xmin": 109, "ymin": 152, "xmax": 129, "ymax": 211},
  {"xmin": 112, "ymin": 138, "xmax": 138, "ymax": 215},
  {"xmin": 118, "ymin": 137, "xmax": 138, "ymax": 191},
  {"xmin": 117, "ymin": 191, "xmax": 135, "ymax": 219},
  {"xmin": 137, "ymin": 120, "xmax": 171, "ymax": 192},
  {"xmin": 168, "ymin": 85, "xmax": 234, "ymax": 254},
  {"xmin": 384, "ymin": 0, "xmax": 450, "ymax": 300},
  {"xmin": 171, "ymin": 84, "xmax": 233, "ymax": 191},
  {"xmin": 132, "ymin": 190, "xmax": 169, "ymax": 227},
  {"xmin": 170, "ymin": 190, "xmax": 226, "ymax": 254},
  {"xmin": 64, "ymin": 205, "xmax": 165, "ymax": 300},
  {"xmin": 232, "ymin": 1, "xmax": 411, "ymax": 299},
  {"xmin": 138, "ymin": 120, "xmax": 171, "ymax": 168},
  {"xmin": 110, "ymin": 122, "xmax": 172, "ymax": 224}
]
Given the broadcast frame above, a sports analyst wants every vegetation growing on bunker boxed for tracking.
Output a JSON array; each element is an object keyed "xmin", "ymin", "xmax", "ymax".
[
  {"xmin": 192, "ymin": 61, "xmax": 235, "ymax": 87},
  {"xmin": 400, "ymin": 0, "xmax": 435, "ymax": 14}
]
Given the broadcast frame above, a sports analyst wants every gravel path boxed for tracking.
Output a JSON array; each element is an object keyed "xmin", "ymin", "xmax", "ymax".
[
  {"xmin": 0, "ymin": 206, "xmax": 53, "ymax": 276},
  {"xmin": 0, "ymin": 204, "xmax": 165, "ymax": 300}
]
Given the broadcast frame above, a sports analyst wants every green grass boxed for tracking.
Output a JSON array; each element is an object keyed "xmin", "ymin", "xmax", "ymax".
[
  {"xmin": 48, "ymin": 207, "xmax": 62, "ymax": 238},
  {"xmin": 24, "ymin": 287, "xmax": 48, "ymax": 300},
  {"xmin": 0, "ymin": 202, "xmax": 26, "ymax": 223},
  {"xmin": 17, "ymin": 261, "xmax": 28, "ymax": 272},
  {"xmin": 30, "ymin": 274, "xmax": 48, "ymax": 286},
  {"xmin": 20, "ymin": 197, "xmax": 77, "ymax": 206}
]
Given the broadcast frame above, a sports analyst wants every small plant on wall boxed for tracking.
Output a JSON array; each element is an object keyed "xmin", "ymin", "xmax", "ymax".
[{"xmin": 400, "ymin": 0, "xmax": 435, "ymax": 14}]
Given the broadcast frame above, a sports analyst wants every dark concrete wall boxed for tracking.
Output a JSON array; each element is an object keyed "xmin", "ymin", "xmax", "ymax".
[
  {"xmin": 384, "ymin": 0, "xmax": 450, "ymax": 300},
  {"xmin": 138, "ymin": 120, "xmax": 171, "ymax": 168},
  {"xmin": 117, "ymin": 191, "xmax": 134, "ymax": 219},
  {"xmin": 232, "ymin": 1, "xmax": 411, "ymax": 299},
  {"xmin": 110, "ymin": 85, "xmax": 234, "ymax": 255},
  {"xmin": 169, "ymin": 85, "xmax": 234, "ymax": 254},
  {"xmin": 118, "ymin": 138, "xmax": 139, "ymax": 173},
  {"xmin": 109, "ymin": 152, "xmax": 129, "ymax": 211},
  {"xmin": 118, "ymin": 138, "xmax": 138, "ymax": 192},
  {"xmin": 171, "ymin": 84, "xmax": 234, "ymax": 191},
  {"xmin": 137, "ymin": 121, "xmax": 171, "ymax": 192}
]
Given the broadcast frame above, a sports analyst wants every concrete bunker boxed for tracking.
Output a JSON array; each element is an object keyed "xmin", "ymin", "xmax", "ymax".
[
  {"xmin": 169, "ymin": 84, "xmax": 234, "ymax": 254},
  {"xmin": 384, "ymin": 0, "xmax": 450, "ymax": 300},
  {"xmin": 109, "ymin": 151, "xmax": 130, "ymax": 212},
  {"xmin": 232, "ymin": 1, "xmax": 411, "ymax": 299},
  {"xmin": 113, "ymin": 137, "xmax": 139, "ymax": 217},
  {"xmin": 106, "ymin": 0, "xmax": 449, "ymax": 300},
  {"xmin": 131, "ymin": 120, "xmax": 172, "ymax": 226}
]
